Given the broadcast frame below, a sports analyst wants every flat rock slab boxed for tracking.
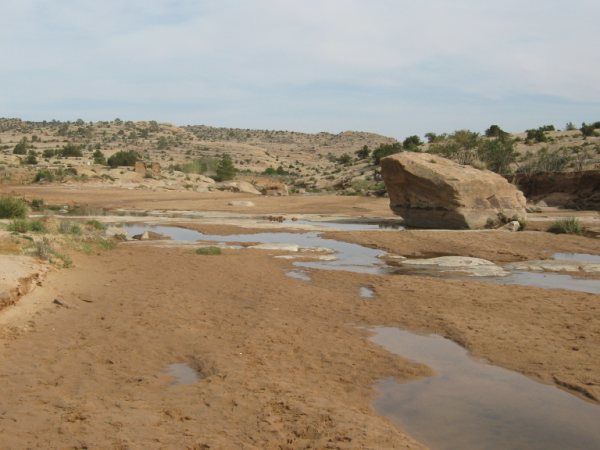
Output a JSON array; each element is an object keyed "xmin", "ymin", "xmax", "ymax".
[{"xmin": 402, "ymin": 256, "xmax": 509, "ymax": 277}]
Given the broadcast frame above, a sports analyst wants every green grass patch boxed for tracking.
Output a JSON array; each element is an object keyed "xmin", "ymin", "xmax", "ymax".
[
  {"xmin": 195, "ymin": 246, "xmax": 222, "ymax": 256},
  {"xmin": 58, "ymin": 221, "xmax": 82, "ymax": 235},
  {"xmin": 86, "ymin": 219, "xmax": 107, "ymax": 230},
  {"xmin": 548, "ymin": 217, "xmax": 583, "ymax": 235},
  {"xmin": 8, "ymin": 219, "xmax": 46, "ymax": 233}
]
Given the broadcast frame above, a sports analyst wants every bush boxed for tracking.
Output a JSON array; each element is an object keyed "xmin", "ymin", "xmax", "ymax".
[
  {"xmin": 337, "ymin": 153, "xmax": 352, "ymax": 165},
  {"xmin": 526, "ymin": 128, "xmax": 548, "ymax": 143},
  {"xmin": 59, "ymin": 143, "xmax": 83, "ymax": 157},
  {"xmin": 485, "ymin": 125, "xmax": 509, "ymax": 139},
  {"xmin": 30, "ymin": 198, "xmax": 44, "ymax": 210},
  {"xmin": 8, "ymin": 219, "xmax": 46, "ymax": 233},
  {"xmin": 43, "ymin": 149, "xmax": 57, "ymax": 158},
  {"xmin": 86, "ymin": 219, "xmax": 106, "ymax": 230},
  {"xmin": 34, "ymin": 169, "xmax": 56, "ymax": 182},
  {"xmin": 93, "ymin": 149, "xmax": 106, "ymax": 165},
  {"xmin": 215, "ymin": 154, "xmax": 236, "ymax": 181},
  {"xmin": 355, "ymin": 145, "xmax": 370, "ymax": 160},
  {"xmin": 477, "ymin": 138, "xmax": 518, "ymax": 174},
  {"xmin": 25, "ymin": 150, "xmax": 38, "ymax": 165},
  {"xmin": 195, "ymin": 246, "xmax": 222, "ymax": 255},
  {"xmin": 107, "ymin": 150, "xmax": 139, "ymax": 167},
  {"xmin": 180, "ymin": 159, "xmax": 207, "ymax": 174},
  {"xmin": 402, "ymin": 135, "xmax": 423, "ymax": 150},
  {"xmin": 58, "ymin": 221, "xmax": 82, "ymax": 235},
  {"xmin": 13, "ymin": 138, "xmax": 29, "ymax": 155},
  {"xmin": 580, "ymin": 122, "xmax": 599, "ymax": 138},
  {"xmin": 548, "ymin": 218, "xmax": 583, "ymax": 235},
  {"xmin": 0, "ymin": 197, "xmax": 28, "ymax": 218},
  {"xmin": 428, "ymin": 130, "xmax": 480, "ymax": 165}
]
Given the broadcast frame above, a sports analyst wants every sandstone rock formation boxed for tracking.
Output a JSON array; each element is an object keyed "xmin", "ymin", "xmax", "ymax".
[
  {"xmin": 381, "ymin": 152, "xmax": 527, "ymax": 229},
  {"xmin": 252, "ymin": 179, "xmax": 289, "ymax": 196}
]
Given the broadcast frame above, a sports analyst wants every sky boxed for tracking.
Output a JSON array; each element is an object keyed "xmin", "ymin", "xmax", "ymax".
[{"xmin": 1, "ymin": 0, "xmax": 599, "ymax": 139}]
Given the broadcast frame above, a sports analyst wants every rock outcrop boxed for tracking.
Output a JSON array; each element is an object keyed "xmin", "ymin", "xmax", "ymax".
[{"xmin": 381, "ymin": 152, "xmax": 527, "ymax": 229}]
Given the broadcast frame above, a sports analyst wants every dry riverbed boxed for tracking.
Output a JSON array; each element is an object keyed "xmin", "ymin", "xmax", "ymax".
[{"xmin": 1, "ymin": 192, "xmax": 599, "ymax": 448}]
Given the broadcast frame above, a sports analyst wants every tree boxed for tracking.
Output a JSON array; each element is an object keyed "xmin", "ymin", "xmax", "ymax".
[
  {"xmin": 25, "ymin": 150, "xmax": 38, "ymax": 165},
  {"xmin": 107, "ymin": 150, "xmax": 139, "ymax": 167},
  {"xmin": 580, "ymin": 122, "xmax": 599, "ymax": 138},
  {"xmin": 13, "ymin": 137, "xmax": 29, "ymax": 155},
  {"xmin": 477, "ymin": 138, "xmax": 517, "ymax": 174},
  {"xmin": 93, "ymin": 149, "xmax": 106, "ymax": 165},
  {"xmin": 402, "ymin": 135, "xmax": 423, "ymax": 150},
  {"xmin": 526, "ymin": 128, "xmax": 548, "ymax": 143},
  {"xmin": 215, "ymin": 154, "xmax": 236, "ymax": 181},
  {"xmin": 425, "ymin": 132, "xmax": 438, "ymax": 143},
  {"xmin": 565, "ymin": 122, "xmax": 576, "ymax": 131},
  {"xmin": 372, "ymin": 142, "xmax": 403, "ymax": 165},
  {"xmin": 485, "ymin": 125, "xmax": 509, "ymax": 139},
  {"xmin": 59, "ymin": 143, "xmax": 83, "ymax": 157},
  {"xmin": 355, "ymin": 145, "xmax": 370, "ymax": 160},
  {"xmin": 338, "ymin": 153, "xmax": 352, "ymax": 165}
]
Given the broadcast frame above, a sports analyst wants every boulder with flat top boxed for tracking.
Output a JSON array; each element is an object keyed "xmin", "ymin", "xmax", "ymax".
[{"xmin": 381, "ymin": 152, "xmax": 527, "ymax": 229}]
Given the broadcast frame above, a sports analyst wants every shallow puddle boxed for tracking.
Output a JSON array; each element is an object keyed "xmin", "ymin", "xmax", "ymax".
[
  {"xmin": 123, "ymin": 224, "xmax": 600, "ymax": 293},
  {"xmin": 283, "ymin": 219, "xmax": 405, "ymax": 231},
  {"xmin": 164, "ymin": 363, "xmax": 200, "ymax": 386},
  {"xmin": 371, "ymin": 327, "xmax": 600, "ymax": 450},
  {"xmin": 554, "ymin": 253, "xmax": 600, "ymax": 264},
  {"xmin": 359, "ymin": 286, "xmax": 375, "ymax": 299},
  {"xmin": 286, "ymin": 270, "xmax": 311, "ymax": 282},
  {"xmin": 495, "ymin": 271, "xmax": 600, "ymax": 294},
  {"xmin": 124, "ymin": 224, "xmax": 387, "ymax": 274}
]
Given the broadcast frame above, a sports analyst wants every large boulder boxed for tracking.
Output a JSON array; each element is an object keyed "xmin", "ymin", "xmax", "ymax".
[{"xmin": 381, "ymin": 152, "xmax": 527, "ymax": 229}]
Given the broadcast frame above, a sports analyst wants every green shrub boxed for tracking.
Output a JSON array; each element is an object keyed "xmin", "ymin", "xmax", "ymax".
[
  {"xmin": 93, "ymin": 149, "xmax": 106, "ymax": 165},
  {"xmin": 107, "ymin": 150, "xmax": 139, "ymax": 167},
  {"xmin": 59, "ymin": 143, "xmax": 83, "ymax": 157},
  {"xmin": 30, "ymin": 198, "xmax": 45, "ymax": 210},
  {"xmin": 195, "ymin": 246, "xmax": 222, "ymax": 255},
  {"xmin": 372, "ymin": 142, "xmax": 403, "ymax": 164},
  {"xmin": 402, "ymin": 135, "xmax": 423, "ymax": 150},
  {"xmin": 58, "ymin": 221, "xmax": 82, "ymax": 235},
  {"xmin": 86, "ymin": 219, "xmax": 106, "ymax": 230},
  {"xmin": 355, "ymin": 145, "xmax": 370, "ymax": 159},
  {"xmin": 548, "ymin": 218, "xmax": 583, "ymax": 235},
  {"xmin": 8, "ymin": 219, "xmax": 46, "ymax": 233},
  {"xmin": 25, "ymin": 150, "xmax": 38, "ymax": 165},
  {"xmin": 13, "ymin": 138, "xmax": 29, "ymax": 155},
  {"xmin": 215, "ymin": 154, "xmax": 236, "ymax": 181},
  {"xmin": 34, "ymin": 169, "xmax": 56, "ymax": 182},
  {"xmin": 0, "ymin": 197, "xmax": 28, "ymax": 218}
]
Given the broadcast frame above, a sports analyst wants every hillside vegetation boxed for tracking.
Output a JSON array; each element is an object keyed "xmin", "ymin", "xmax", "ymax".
[{"xmin": 0, "ymin": 118, "xmax": 598, "ymax": 196}]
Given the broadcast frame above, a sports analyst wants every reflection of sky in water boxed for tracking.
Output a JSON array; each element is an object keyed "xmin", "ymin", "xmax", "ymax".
[
  {"xmin": 372, "ymin": 327, "xmax": 600, "ymax": 450},
  {"xmin": 123, "ymin": 224, "xmax": 600, "ymax": 292}
]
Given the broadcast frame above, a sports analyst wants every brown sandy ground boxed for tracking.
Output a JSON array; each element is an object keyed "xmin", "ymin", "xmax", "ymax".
[
  {"xmin": 324, "ymin": 230, "xmax": 600, "ymax": 263},
  {"xmin": 0, "ymin": 246, "xmax": 427, "ymax": 449},
  {"xmin": 1, "ymin": 242, "xmax": 599, "ymax": 448},
  {"xmin": 0, "ymin": 185, "xmax": 394, "ymax": 218}
]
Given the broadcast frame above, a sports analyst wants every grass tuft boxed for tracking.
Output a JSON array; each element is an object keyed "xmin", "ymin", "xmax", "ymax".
[
  {"xmin": 548, "ymin": 217, "xmax": 583, "ymax": 235},
  {"xmin": 195, "ymin": 246, "xmax": 222, "ymax": 256}
]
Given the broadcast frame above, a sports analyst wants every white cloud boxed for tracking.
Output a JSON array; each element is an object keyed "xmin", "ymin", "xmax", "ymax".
[{"xmin": 0, "ymin": 0, "xmax": 598, "ymax": 136}]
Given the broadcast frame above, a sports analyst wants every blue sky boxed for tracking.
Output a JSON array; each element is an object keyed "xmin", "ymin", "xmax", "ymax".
[{"xmin": 1, "ymin": 0, "xmax": 599, "ymax": 139}]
